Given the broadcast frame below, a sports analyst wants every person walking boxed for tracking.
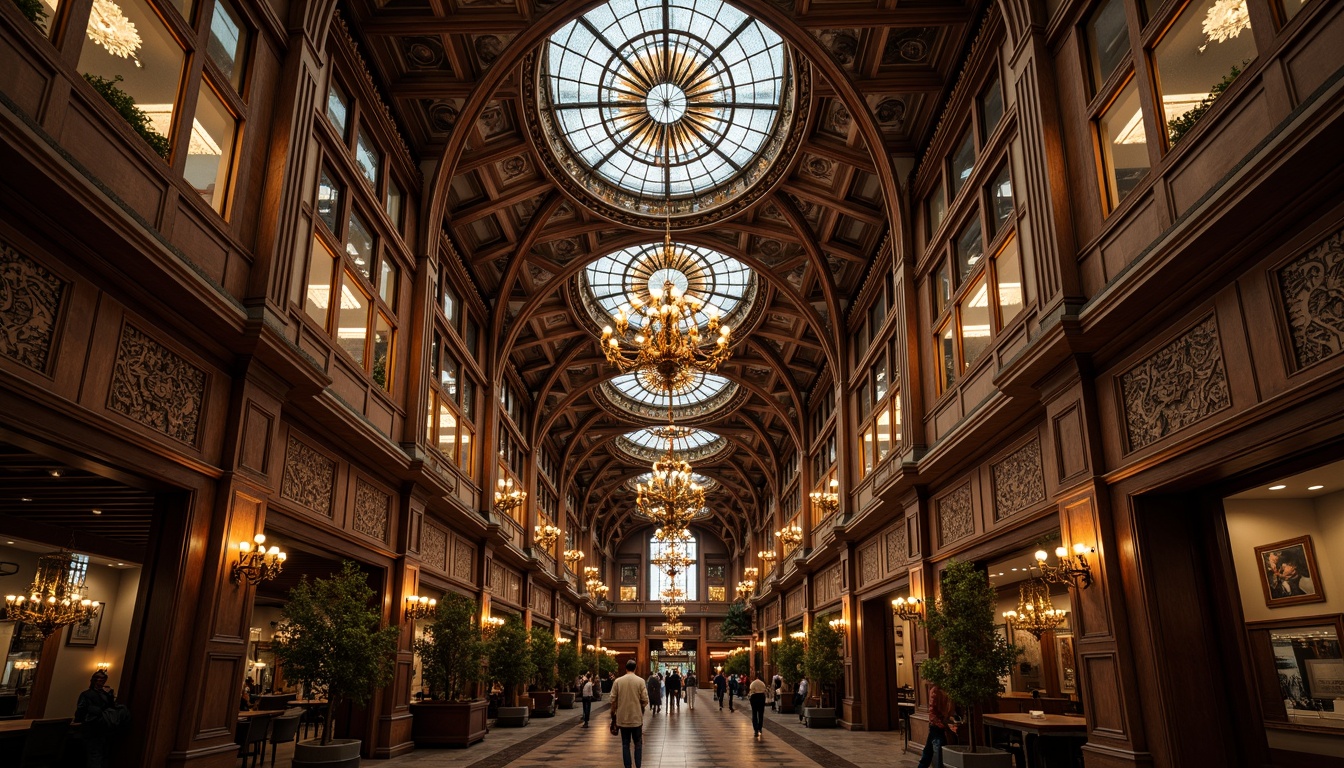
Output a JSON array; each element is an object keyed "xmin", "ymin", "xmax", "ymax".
[
  {"xmin": 610, "ymin": 660, "xmax": 649, "ymax": 768},
  {"xmin": 714, "ymin": 671, "xmax": 727, "ymax": 710},
  {"xmin": 916, "ymin": 684, "xmax": 958, "ymax": 768},
  {"xmin": 75, "ymin": 670, "xmax": 124, "ymax": 768},
  {"xmin": 748, "ymin": 673, "xmax": 768, "ymax": 739},
  {"xmin": 796, "ymin": 677, "xmax": 809, "ymax": 722},
  {"xmin": 684, "ymin": 670, "xmax": 697, "ymax": 710},
  {"xmin": 729, "ymin": 673, "xmax": 738, "ymax": 702},
  {"xmin": 665, "ymin": 669, "xmax": 682, "ymax": 712},
  {"xmin": 646, "ymin": 671, "xmax": 663, "ymax": 715},
  {"xmin": 581, "ymin": 675, "xmax": 595, "ymax": 727},
  {"xmin": 772, "ymin": 673, "xmax": 782, "ymax": 711}
]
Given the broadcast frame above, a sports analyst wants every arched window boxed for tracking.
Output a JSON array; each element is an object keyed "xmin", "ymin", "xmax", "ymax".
[{"xmin": 650, "ymin": 531, "xmax": 697, "ymax": 601}]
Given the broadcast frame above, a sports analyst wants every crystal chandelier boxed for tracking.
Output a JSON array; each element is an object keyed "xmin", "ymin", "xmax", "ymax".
[
  {"xmin": 664, "ymin": 637, "xmax": 684, "ymax": 653},
  {"xmin": 1002, "ymin": 578, "xmax": 1068, "ymax": 639},
  {"xmin": 3, "ymin": 551, "xmax": 102, "ymax": 639},
  {"xmin": 661, "ymin": 603, "xmax": 685, "ymax": 621},
  {"xmin": 600, "ymin": 221, "xmax": 733, "ymax": 392}
]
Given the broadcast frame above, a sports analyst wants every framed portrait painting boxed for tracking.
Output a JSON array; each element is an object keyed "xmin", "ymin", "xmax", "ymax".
[
  {"xmin": 67, "ymin": 610, "xmax": 103, "ymax": 647},
  {"xmin": 1254, "ymin": 535, "xmax": 1326, "ymax": 608}
]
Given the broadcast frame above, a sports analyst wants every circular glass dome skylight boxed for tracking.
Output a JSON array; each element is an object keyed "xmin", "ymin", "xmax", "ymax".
[
  {"xmin": 585, "ymin": 241, "xmax": 752, "ymax": 332},
  {"xmin": 539, "ymin": 0, "xmax": 795, "ymax": 221},
  {"xmin": 616, "ymin": 426, "xmax": 728, "ymax": 463},
  {"xmin": 608, "ymin": 370, "xmax": 733, "ymax": 409}
]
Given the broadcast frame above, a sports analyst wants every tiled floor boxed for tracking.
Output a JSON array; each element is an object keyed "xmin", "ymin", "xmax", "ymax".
[{"xmin": 362, "ymin": 695, "xmax": 921, "ymax": 768}]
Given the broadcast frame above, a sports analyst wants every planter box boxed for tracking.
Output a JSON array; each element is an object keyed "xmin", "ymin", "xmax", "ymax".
[
  {"xmin": 802, "ymin": 707, "xmax": 837, "ymax": 728},
  {"xmin": 292, "ymin": 738, "xmax": 361, "ymax": 768},
  {"xmin": 409, "ymin": 700, "xmax": 488, "ymax": 748},
  {"xmin": 529, "ymin": 691, "xmax": 557, "ymax": 717},
  {"xmin": 941, "ymin": 746, "xmax": 1014, "ymax": 768},
  {"xmin": 777, "ymin": 692, "xmax": 796, "ymax": 714},
  {"xmin": 496, "ymin": 706, "xmax": 530, "ymax": 727},
  {"xmin": 557, "ymin": 692, "xmax": 576, "ymax": 709}
]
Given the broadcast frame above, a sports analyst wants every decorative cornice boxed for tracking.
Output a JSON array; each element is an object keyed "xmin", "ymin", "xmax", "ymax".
[
  {"xmin": 331, "ymin": 13, "xmax": 419, "ymax": 182},
  {"xmin": 912, "ymin": 8, "xmax": 999, "ymax": 188}
]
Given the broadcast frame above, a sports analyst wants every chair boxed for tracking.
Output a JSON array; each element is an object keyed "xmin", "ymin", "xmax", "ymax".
[
  {"xmin": 235, "ymin": 714, "xmax": 271, "ymax": 768},
  {"xmin": 18, "ymin": 717, "xmax": 71, "ymax": 768},
  {"xmin": 267, "ymin": 715, "xmax": 300, "ymax": 765},
  {"xmin": 299, "ymin": 704, "xmax": 327, "ymax": 741}
]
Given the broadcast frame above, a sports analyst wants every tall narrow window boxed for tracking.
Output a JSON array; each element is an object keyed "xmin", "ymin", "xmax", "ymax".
[
  {"xmin": 955, "ymin": 218, "xmax": 984, "ymax": 282},
  {"xmin": 337, "ymin": 274, "xmax": 369, "ymax": 365},
  {"xmin": 327, "ymin": 82, "xmax": 349, "ymax": 139},
  {"xmin": 980, "ymin": 75, "xmax": 1004, "ymax": 136},
  {"xmin": 355, "ymin": 128, "xmax": 380, "ymax": 188},
  {"xmin": 995, "ymin": 238, "xmax": 1025, "ymax": 324},
  {"xmin": 959, "ymin": 277, "xmax": 992, "ymax": 368},
  {"xmin": 988, "ymin": 163, "xmax": 1013, "ymax": 235},
  {"xmin": 185, "ymin": 84, "xmax": 238, "ymax": 213},
  {"xmin": 948, "ymin": 131, "xmax": 975, "ymax": 200},
  {"xmin": 928, "ymin": 179, "xmax": 947, "ymax": 234},
  {"xmin": 650, "ymin": 533, "xmax": 698, "ymax": 601},
  {"xmin": 305, "ymin": 237, "xmax": 335, "ymax": 328},
  {"xmin": 372, "ymin": 313, "xmax": 393, "ymax": 390},
  {"xmin": 1086, "ymin": 0, "xmax": 1131, "ymax": 91},
  {"xmin": 317, "ymin": 168, "xmax": 341, "ymax": 234},
  {"xmin": 1097, "ymin": 78, "xmax": 1150, "ymax": 209},
  {"xmin": 1153, "ymin": 0, "xmax": 1256, "ymax": 149},
  {"xmin": 346, "ymin": 210, "xmax": 375, "ymax": 280},
  {"xmin": 938, "ymin": 321, "xmax": 957, "ymax": 391},
  {"xmin": 207, "ymin": 0, "xmax": 248, "ymax": 90}
]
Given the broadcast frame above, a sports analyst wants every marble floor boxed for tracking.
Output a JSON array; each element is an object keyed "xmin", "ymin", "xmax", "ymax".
[{"xmin": 363, "ymin": 695, "xmax": 921, "ymax": 768}]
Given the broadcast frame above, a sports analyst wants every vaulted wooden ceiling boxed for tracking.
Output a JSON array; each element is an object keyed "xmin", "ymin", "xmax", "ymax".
[{"xmin": 344, "ymin": 0, "xmax": 986, "ymax": 551}]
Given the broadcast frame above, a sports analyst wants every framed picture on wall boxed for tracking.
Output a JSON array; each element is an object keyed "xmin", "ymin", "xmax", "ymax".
[
  {"xmin": 620, "ymin": 565, "xmax": 639, "ymax": 586},
  {"xmin": 67, "ymin": 610, "xmax": 103, "ymax": 647},
  {"xmin": 1057, "ymin": 634, "xmax": 1078, "ymax": 694},
  {"xmin": 1254, "ymin": 535, "xmax": 1326, "ymax": 608}
]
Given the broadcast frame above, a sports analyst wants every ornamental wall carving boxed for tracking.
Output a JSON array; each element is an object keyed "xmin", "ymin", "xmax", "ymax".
[
  {"xmin": 1119, "ymin": 315, "xmax": 1231, "ymax": 452},
  {"xmin": 280, "ymin": 435, "xmax": 336, "ymax": 517},
  {"xmin": 531, "ymin": 585, "xmax": 554, "ymax": 617},
  {"xmin": 815, "ymin": 563, "xmax": 842, "ymax": 605},
  {"xmin": 0, "ymin": 241, "xmax": 65, "ymax": 373},
  {"xmin": 452, "ymin": 539, "xmax": 475, "ymax": 583},
  {"xmin": 615, "ymin": 620, "xmax": 639, "ymax": 640},
  {"xmin": 580, "ymin": 613, "xmax": 592, "ymax": 635},
  {"xmin": 108, "ymin": 324, "xmax": 206, "ymax": 445},
  {"xmin": 1278, "ymin": 227, "xmax": 1344, "ymax": 368},
  {"xmin": 785, "ymin": 587, "xmax": 805, "ymax": 619},
  {"xmin": 421, "ymin": 522, "xmax": 448, "ymax": 572},
  {"xmin": 937, "ymin": 482, "xmax": 974, "ymax": 547},
  {"xmin": 858, "ymin": 542, "xmax": 880, "ymax": 587},
  {"xmin": 559, "ymin": 600, "xmax": 577, "ymax": 628},
  {"xmin": 352, "ymin": 479, "xmax": 390, "ymax": 542},
  {"xmin": 991, "ymin": 438, "xmax": 1047, "ymax": 521},
  {"xmin": 885, "ymin": 523, "xmax": 908, "ymax": 570},
  {"xmin": 762, "ymin": 601, "xmax": 779, "ymax": 628}
]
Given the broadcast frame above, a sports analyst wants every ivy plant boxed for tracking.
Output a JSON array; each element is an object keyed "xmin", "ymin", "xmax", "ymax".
[
  {"xmin": 82, "ymin": 74, "xmax": 172, "ymax": 159},
  {"xmin": 1167, "ymin": 63, "xmax": 1246, "ymax": 146}
]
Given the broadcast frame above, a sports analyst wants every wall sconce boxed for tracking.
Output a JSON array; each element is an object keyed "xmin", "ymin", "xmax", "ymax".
[
  {"xmin": 789, "ymin": 631, "xmax": 806, "ymax": 640},
  {"xmin": 1035, "ymin": 543, "xmax": 1095, "ymax": 589},
  {"xmin": 563, "ymin": 549, "xmax": 585, "ymax": 568},
  {"xmin": 892, "ymin": 596, "xmax": 923, "ymax": 621},
  {"xmin": 534, "ymin": 523, "xmax": 561, "ymax": 550},
  {"xmin": 757, "ymin": 549, "xmax": 776, "ymax": 564},
  {"xmin": 557, "ymin": 637, "xmax": 571, "ymax": 644},
  {"xmin": 586, "ymin": 644, "xmax": 596, "ymax": 651},
  {"xmin": 493, "ymin": 477, "xmax": 526, "ymax": 516},
  {"xmin": 769, "ymin": 636, "xmax": 781, "ymax": 643},
  {"xmin": 14, "ymin": 660, "xmax": 37, "ymax": 670},
  {"xmin": 775, "ymin": 524, "xmax": 803, "ymax": 548},
  {"xmin": 482, "ymin": 616, "xmax": 505, "ymax": 635},
  {"xmin": 809, "ymin": 478, "xmax": 840, "ymax": 517},
  {"xmin": 743, "ymin": 566, "xmax": 759, "ymax": 581},
  {"xmin": 404, "ymin": 595, "xmax": 438, "ymax": 621},
  {"xmin": 96, "ymin": 662, "xmax": 111, "ymax": 671},
  {"xmin": 828, "ymin": 618, "xmax": 848, "ymax": 630},
  {"xmin": 231, "ymin": 534, "xmax": 286, "ymax": 585}
]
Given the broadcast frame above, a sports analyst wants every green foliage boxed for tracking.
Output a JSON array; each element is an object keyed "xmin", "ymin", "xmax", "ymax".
[
  {"xmin": 412, "ymin": 593, "xmax": 483, "ymax": 701},
  {"xmin": 272, "ymin": 561, "xmax": 400, "ymax": 745},
  {"xmin": 920, "ymin": 559, "xmax": 1021, "ymax": 748},
  {"xmin": 597, "ymin": 648, "xmax": 618, "ymax": 678},
  {"xmin": 774, "ymin": 635, "xmax": 805, "ymax": 686},
  {"xmin": 82, "ymin": 74, "xmax": 171, "ymax": 159},
  {"xmin": 724, "ymin": 649, "xmax": 749, "ymax": 677},
  {"xmin": 485, "ymin": 615, "xmax": 534, "ymax": 701},
  {"xmin": 804, "ymin": 619, "xmax": 844, "ymax": 692},
  {"xmin": 719, "ymin": 601, "xmax": 752, "ymax": 638},
  {"xmin": 528, "ymin": 627, "xmax": 558, "ymax": 689},
  {"xmin": 1167, "ymin": 63, "xmax": 1246, "ymax": 146},
  {"xmin": 557, "ymin": 640, "xmax": 584, "ymax": 690},
  {"xmin": 14, "ymin": 0, "xmax": 46, "ymax": 26}
]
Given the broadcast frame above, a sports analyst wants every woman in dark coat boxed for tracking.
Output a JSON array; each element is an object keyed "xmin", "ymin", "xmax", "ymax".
[
  {"xmin": 75, "ymin": 670, "xmax": 118, "ymax": 768},
  {"xmin": 646, "ymin": 672, "xmax": 663, "ymax": 714}
]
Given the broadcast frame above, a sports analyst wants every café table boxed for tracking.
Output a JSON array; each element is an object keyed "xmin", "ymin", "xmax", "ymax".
[
  {"xmin": 982, "ymin": 712, "xmax": 1087, "ymax": 768},
  {"xmin": 238, "ymin": 709, "xmax": 286, "ymax": 721}
]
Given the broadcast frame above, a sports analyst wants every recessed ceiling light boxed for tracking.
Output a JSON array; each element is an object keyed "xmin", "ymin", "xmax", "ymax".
[
  {"xmin": 92, "ymin": 509, "xmax": 102, "ymax": 515},
  {"xmin": 20, "ymin": 497, "xmax": 32, "ymax": 502},
  {"xmin": 5, "ymin": 541, "xmax": 13, "ymax": 545},
  {"xmin": 1308, "ymin": 485, "xmax": 1324, "ymax": 491},
  {"xmin": 116, "ymin": 563, "xmax": 124, "ymax": 567},
  {"xmin": 48, "ymin": 469, "xmax": 62, "ymax": 477},
  {"xmin": 1269, "ymin": 485, "xmax": 1287, "ymax": 490},
  {"xmin": 1011, "ymin": 568, "xmax": 1018, "ymax": 571}
]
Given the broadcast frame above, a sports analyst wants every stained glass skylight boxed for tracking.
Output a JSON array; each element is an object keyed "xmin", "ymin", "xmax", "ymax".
[
  {"xmin": 616, "ymin": 426, "xmax": 728, "ymax": 463},
  {"xmin": 585, "ymin": 241, "xmax": 752, "ymax": 331},
  {"xmin": 544, "ymin": 0, "xmax": 789, "ymax": 212}
]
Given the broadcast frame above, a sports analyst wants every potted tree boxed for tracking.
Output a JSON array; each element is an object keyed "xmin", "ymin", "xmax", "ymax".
[
  {"xmin": 272, "ymin": 561, "xmax": 399, "ymax": 768},
  {"xmin": 920, "ymin": 559, "xmax": 1021, "ymax": 768},
  {"xmin": 802, "ymin": 619, "xmax": 843, "ymax": 728},
  {"xmin": 528, "ymin": 627, "xmax": 558, "ymax": 717},
  {"xmin": 486, "ymin": 615, "xmax": 534, "ymax": 727},
  {"xmin": 556, "ymin": 640, "xmax": 583, "ymax": 709},
  {"xmin": 409, "ymin": 593, "xmax": 488, "ymax": 747},
  {"xmin": 774, "ymin": 635, "xmax": 805, "ymax": 714},
  {"xmin": 719, "ymin": 601, "xmax": 752, "ymax": 638}
]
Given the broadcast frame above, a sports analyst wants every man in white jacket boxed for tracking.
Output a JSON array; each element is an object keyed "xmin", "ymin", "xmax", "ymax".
[{"xmin": 610, "ymin": 660, "xmax": 649, "ymax": 768}]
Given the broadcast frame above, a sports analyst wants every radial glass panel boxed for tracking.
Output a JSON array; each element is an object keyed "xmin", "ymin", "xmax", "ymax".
[
  {"xmin": 609, "ymin": 370, "xmax": 732, "ymax": 409},
  {"xmin": 547, "ymin": 0, "xmax": 786, "ymax": 203},
  {"xmin": 617, "ymin": 426, "xmax": 728, "ymax": 462},
  {"xmin": 585, "ymin": 241, "xmax": 752, "ymax": 330}
]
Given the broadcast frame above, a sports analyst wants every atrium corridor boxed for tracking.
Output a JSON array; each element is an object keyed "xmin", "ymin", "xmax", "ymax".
[{"xmin": 361, "ymin": 701, "xmax": 918, "ymax": 768}]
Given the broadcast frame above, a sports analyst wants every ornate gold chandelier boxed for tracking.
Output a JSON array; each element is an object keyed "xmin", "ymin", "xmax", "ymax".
[
  {"xmin": 1002, "ymin": 578, "xmax": 1068, "ymax": 639},
  {"xmin": 664, "ymin": 637, "xmax": 684, "ymax": 653},
  {"xmin": 4, "ymin": 550, "xmax": 102, "ymax": 638},
  {"xmin": 650, "ymin": 542, "xmax": 695, "ymax": 578},
  {"xmin": 776, "ymin": 522, "xmax": 803, "ymax": 549},
  {"xmin": 600, "ymin": 223, "xmax": 733, "ymax": 392}
]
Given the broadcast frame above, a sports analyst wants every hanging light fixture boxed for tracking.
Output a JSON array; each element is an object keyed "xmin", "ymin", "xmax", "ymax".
[
  {"xmin": 1002, "ymin": 579, "xmax": 1068, "ymax": 639},
  {"xmin": 4, "ymin": 550, "xmax": 102, "ymax": 639},
  {"xmin": 404, "ymin": 596, "xmax": 438, "ymax": 621},
  {"xmin": 758, "ymin": 549, "xmax": 777, "ymax": 565},
  {"xmin": 1034, "ymin": 543, "xmax": 1096, "ymax": 590}
]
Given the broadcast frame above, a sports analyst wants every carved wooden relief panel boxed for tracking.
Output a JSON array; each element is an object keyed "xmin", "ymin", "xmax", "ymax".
[
  {"xmin": 559, "ymin": 600, "xmax": 577, "ymax": 628},
  {"xmin": 885, "ymin": 523, "xmax": 907, "ymax": 570},
  {"xmin": 505, "ymin": 568, "xmax": 522, "ymax": 605},
  {"xmin": 937, "ymin": 482, "xmax": 974, "ymax": 547},
  {"xmin": 352, "ymin": 479, "xmax": 390, "ymax": 543},
  {"xmin": 452, "ymin": 539, "xmax": 475, "ymax": 583},
  {"xmin": 615, "ymin": 620, "xmax": 639, "ymax": 640},
  {"xmin": 991, "ymin": 438, "xmax": 1047, "ymax": 521},
  {"xmin": 785, "ymin": 587, "xmax": 805, "ymax": 619},
  {"xmin": 708, "ymin": 623, "xmax": 725, "ymax": 641},
  {"xmin": 0, "ymin": 241, "xmax": 65, "ymax": 373},
  {"xmin": 762, "ymin": 601, "xmax": 779, "ymax": 627},
  {"xmin": 108, "ymin": 324, "xmax": 206, "ymax": 444},
  {"xmin": 421, "ymin": 522, "xmax": 448, "ymax": 572},
  {"xmin": 488, "ymin": 561, "xmax": 505, "ymax": 597},
  {"xmin": 858, "ymin": 542, "xmax": 880, "ymax": 587},
  {"xmin": 815, "ymin": 563, "xmax": 842, "ymax": 605},
  {"xmin": 280, "ymin": 435, "xmax": 336, "ymax": 517},
  {"xmin": 1119, "ymin": 315, "xmax": 1231, "ymax": 452},
  {"xmin": 580, "ymin": 613, "xmax": 592, "ymax": 635},
  {"xmin": 531, "ymin": 585, "xmax": 553, "ymax": 617},
  {"xmin": 1278, "ymin": 227, "xmax": 1344, "ymax": 368}
]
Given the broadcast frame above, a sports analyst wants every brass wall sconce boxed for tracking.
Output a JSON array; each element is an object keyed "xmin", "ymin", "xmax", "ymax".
[
  {"xmin": 1035, "ymin": 543, "xmax": 1095, "ymax": 589},
  {"xmin": 809, "ymin": 478, "xmax": 840, "ymax": 517},
  {"xmin": 534, "ymin": 523, "xmax": 561, "ymax": 549},
  {"xmin": 231, "ymin": 534, "xmax": 286, "ymax": 585},
  {"xmin": 563, "ymin": 549, "xmax": 585, "ymax": 567},
  {"xmin": 776, "ymin": 523, "xmax": 803, "ymax": 548},
  {"xmin": 757, "ymin": 549, "xmax": 776, "ymax": 564},
  {"xmin": 404, "ymin": 595, "xmax": 437, "ymax": 621},
  {"xmin": 493, "ymin": 477, "xmax": 526, "ymax": 516},
  {"xmin": 892, "ymin": 596, "xmax": 923, "ymax": 621}
]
